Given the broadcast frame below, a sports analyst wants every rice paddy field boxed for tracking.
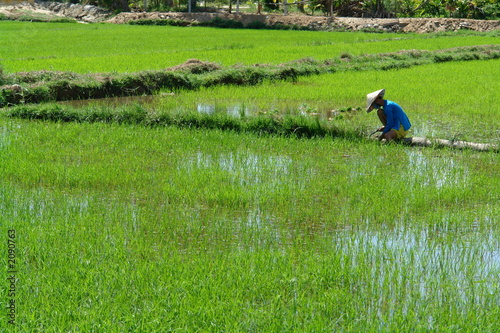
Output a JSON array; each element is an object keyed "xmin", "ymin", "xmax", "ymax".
[{"xmin": 0, "ymin": 21, "xmax": 499, "ymax": 332}]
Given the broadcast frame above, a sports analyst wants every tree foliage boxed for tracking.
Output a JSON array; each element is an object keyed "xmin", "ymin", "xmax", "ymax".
[
  {"xmin": 303, "ymin": 0, "xmax": 499, "ymax": 18},
  {"xmin": 55, "ymin": 0, "xmax": 499, "ymax": 18}
]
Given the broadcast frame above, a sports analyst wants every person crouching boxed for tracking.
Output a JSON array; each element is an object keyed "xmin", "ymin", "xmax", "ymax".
[{"xmin": 366, "ymin": 89, "xmax": 411, "ymax": 141}]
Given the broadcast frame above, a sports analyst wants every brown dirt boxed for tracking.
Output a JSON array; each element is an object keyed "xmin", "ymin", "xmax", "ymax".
[{"xmin": 108, "ymin": 12, "xmax": 500, "ymax": 33}]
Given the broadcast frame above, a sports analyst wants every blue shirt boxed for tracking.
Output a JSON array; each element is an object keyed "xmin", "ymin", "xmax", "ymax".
[{"xmin": 382, "ymin": 100, "xmax": 411, "ymax": 133}]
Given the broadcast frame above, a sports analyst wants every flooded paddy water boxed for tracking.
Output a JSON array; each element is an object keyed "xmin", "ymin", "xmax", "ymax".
[
  {"xmin": 59, "ymin": 94, "xmax": 353, "ymax": 120},
  {"xmin": 2, "ymin": 95, "xmax": 498, "ymax": 329},
  {"xmin": 57, "ymin": 92, "xmax": 492, "ymax": 145}
]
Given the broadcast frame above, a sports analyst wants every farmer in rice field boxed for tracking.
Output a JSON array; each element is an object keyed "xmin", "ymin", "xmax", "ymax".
[{"xmin": 366, "ymin": 89, "xmax": 411, "ymax": 141}]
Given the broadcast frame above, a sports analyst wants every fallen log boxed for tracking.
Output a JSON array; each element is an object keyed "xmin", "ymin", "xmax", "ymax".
[{"xmin": 401, "ymin": 136, "xmax": 498, "ymax": 152}]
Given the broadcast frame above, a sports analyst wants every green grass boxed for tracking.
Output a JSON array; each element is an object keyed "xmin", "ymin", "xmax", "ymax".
[
  {"xmin": 0, "ymin": 21, "xmax": 499, "ymax": 332},
  {"xmin": 0, "ymin": 119, "xmax": 498, "ymax": 331},
  {"xmin": 3, "ymin": 45, "xmax": 498, "ymax": 109},
  {"xmin": 5, "ymin": 58, "xmax": 499, "ymax": 144},
  {"xmin": 149, "ymin": 58, "xmax": 499, "ymax": 143},
  {"xmin": 1, "ymin": 21, "xmax": 499, "ymax": 73},
  {"xmin": 4, "ymin": 103, "xmax": 364, "ymax": 140}
]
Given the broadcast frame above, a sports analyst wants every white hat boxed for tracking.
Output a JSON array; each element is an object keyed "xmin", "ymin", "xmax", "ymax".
[{"xmin": 366, "ymin": 89, "xmax": 385, "ymax": 113}]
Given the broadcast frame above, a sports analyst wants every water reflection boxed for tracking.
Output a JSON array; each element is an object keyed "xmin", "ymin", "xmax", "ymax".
[
  {"xmin": 181, "ymin": 151, "xmax": 294, "ymax": 188},
  {"xmin": 197, "ymin": 104, "xmax": 215, "ymax": 115},
  {"xmin": 347, "ymin": 150, "xmax": 470, "ymax": 190},
  {"xmin": 197, "ymin": 103, "xmax": 275, "ymax": 118},
  {"xmin": 405, "ymin": 150, "xmax": 469, "ymax": 189},
  {"xmin": 59, "ymin": 95, "xmax": 350, "ymax": 120},
  {"xmin": 334, "ymin": 223, "xmax": 500, "ymax": 316},
  {"xmin": 0, "ymin": 126, "xmax": 12, "ymax": 150}
]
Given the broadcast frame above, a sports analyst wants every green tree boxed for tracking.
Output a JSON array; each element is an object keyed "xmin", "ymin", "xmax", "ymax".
[
  {"xmin": 87, "ymin": 0, "xmax": 130, "ymax": 11},
  {"xmin": 361, "ymin": 0, "xmax": 390, "ymax": 17}
]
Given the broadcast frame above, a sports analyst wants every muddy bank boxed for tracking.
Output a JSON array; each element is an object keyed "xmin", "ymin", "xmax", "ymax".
[{"xmin": 108, "ymin": 12, "xmax": 500, "ymax": 33}]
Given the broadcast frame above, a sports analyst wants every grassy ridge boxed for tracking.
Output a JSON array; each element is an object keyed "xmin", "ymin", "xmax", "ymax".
[
  {"xmin": 152, "ymin": 58, "xmax": 500, "ymax": 143},
  {"xmin": 2, "ymin": 45, "xmax": 499, "ymax": 106},
  {"xmin": 5, "ymin": 58, "xmax": 498, "ymax": 144},
  {"xmin": 4, "ymin": 103, "xmax": 362, "ymax": 139}
]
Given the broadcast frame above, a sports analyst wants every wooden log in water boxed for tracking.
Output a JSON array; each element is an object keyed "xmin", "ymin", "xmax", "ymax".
[{"xmin": 401, "ymin": 136, "xmax": 498, "ymax": 152}]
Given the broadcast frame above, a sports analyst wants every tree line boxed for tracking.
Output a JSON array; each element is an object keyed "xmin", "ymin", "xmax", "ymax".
[{"xmin": 53, "ymin": 0, "xmax": 500, "ymax": 19}]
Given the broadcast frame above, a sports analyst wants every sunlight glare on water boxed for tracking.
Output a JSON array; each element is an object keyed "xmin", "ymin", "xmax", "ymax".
[
  {"xmin": 405, "ymin": 150, "xmax": 469, "ymax": 189},
  {"xmin": 180, "ymin": 151, "xmax": 296, "ymax": 188}
]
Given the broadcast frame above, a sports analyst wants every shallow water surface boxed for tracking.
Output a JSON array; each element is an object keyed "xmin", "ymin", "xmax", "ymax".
[{"xmin": 405, "ymin": 150, "xmax": 469, "ymax": 189}]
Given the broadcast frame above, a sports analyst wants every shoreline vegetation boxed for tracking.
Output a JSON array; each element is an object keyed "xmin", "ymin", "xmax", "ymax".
[
  {"xmin": 7, "ymin": 103, "xmax": 498, "ymax": 152},
  {"xmin": 4, "ymin": 102, "xmax": 362, "ymax": 139},
  {"xmin": 1, "ymin": 44, "xmax": 499, "ymax": 107}
]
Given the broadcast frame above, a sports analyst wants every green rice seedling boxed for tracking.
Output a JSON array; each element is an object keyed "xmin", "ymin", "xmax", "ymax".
[
  {"xmin": 149, "ymin": 58, "xmax": 499, "ymax": 143},
  {"xmin": 3, "ymin": 45, "xmax": 497, "ymax": 107},
  {"xmin": 1, "ymin": 21, "xmax": 499, "ymax": 73},
  {"xmin": 0, "ymin": 117, "xmax": 498, "ymax": 331},
  {"xmin": 4, "ymin": 103, "xmax": 361, "ymax": 139},
  {"xmin": 0, "ymin": 19, "xmax": 498, "ymax": 332}
]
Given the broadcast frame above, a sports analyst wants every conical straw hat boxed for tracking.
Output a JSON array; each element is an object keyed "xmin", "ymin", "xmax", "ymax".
[{"xmin": 366, "ymin": 89, "xmax": 385, "ymax": 113}]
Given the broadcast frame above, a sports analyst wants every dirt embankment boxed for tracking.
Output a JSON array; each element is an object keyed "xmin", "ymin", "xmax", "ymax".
[
  {"xmin": 109, "ymin": 12, "xmax": 500, "ymax": 33},
  {"xmin": 0, "ymin": 1, "xmax": 110, "ymax": 22},
  {"xmin": 1, "ymin": 1, "xmax": 499, "ymax": 33}
]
